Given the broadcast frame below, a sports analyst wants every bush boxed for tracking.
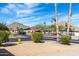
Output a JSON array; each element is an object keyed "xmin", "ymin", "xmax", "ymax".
[
  {"xmin": 31, "ymin": 32, "xmax": 43, "ymax": 43},
  {"xmin": 60, "ymin": 35, "xmax": 71, "ymax": 45},
  {"xmin": 3, "ymin": 31, "xmax": 10, "ymax": 42},
  {"xmin": 0, "ymin": 31, "xmax": 10, "ymax": 45}
]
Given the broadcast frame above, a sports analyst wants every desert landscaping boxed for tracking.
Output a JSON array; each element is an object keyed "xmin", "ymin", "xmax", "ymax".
[
  {"xmin": 1, "ymin": 41, "xmax": 79, "ymax": 56},
  {"xmin": 1, "ymin": 3, "xmax": 79, "ymax": 56}
]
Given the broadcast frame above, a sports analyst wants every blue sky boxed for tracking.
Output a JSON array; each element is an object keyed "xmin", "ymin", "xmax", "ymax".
[{"xmin": 0, "ymin": 3, "xmax": 79, "ymax": 27}]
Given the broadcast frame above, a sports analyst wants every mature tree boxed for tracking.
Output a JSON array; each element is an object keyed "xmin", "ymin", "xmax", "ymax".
[
  {"xmin": 0, "ymin": 23, "xmax": 9, "ymax": 30},
  {"xmin": 35, "ymin": 24, "xmax": 47, "ymax": 30},
  {"xmin": 65, "ymin": 22, "xmax": 75, "ymax": 32},
  {"xmin": 0, "ymin": 23, "xmax": 9, "ymax": 45},
  {"xmin": 50, "ymin": 25, "xmax": 63, "ymax": 31},
  {"xmin": 17, "ymin": 27, "xmax": 24, "ymax": 35}
]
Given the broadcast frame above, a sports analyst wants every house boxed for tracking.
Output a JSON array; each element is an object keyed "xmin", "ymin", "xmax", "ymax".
[
  {"xmin": 8, "ymin": 22, "xmax": 29, "ymax": 35},
  {"xmin": 71, "ymin": 27, "xmax": 79, "ymax": 36}
]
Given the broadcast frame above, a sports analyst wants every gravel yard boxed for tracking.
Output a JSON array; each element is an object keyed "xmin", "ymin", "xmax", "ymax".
[{"xmin": 0, "ymin": 41, "xmax": 79, "ymax": 56}]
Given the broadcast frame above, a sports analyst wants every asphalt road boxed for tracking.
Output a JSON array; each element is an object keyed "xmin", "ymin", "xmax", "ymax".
[
  {"xmin": 0, "ymin": 49, "xmax": 14, "ymax": 56},
  {"xmin": 8, "ymin": 35, "xmax": 79, "ymax": 43}
]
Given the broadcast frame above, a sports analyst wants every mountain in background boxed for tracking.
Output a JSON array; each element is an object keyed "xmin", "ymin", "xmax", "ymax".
[{"xmin": 8, "ymin": 22, "xmax": 29, "ymax": 30}]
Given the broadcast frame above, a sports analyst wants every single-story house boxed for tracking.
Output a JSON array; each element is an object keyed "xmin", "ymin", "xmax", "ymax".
[{"xmin": 8, "ymin": 22, "xmax": 29, "ymax": 35}]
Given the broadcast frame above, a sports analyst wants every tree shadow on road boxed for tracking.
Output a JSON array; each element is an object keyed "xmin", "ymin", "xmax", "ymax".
[{"xmin": 0, "ymin": 49, "xmax": 14, "ymax": 56}]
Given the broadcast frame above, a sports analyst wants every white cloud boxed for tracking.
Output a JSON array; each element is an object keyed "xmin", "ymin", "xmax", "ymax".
[
  {"xmin": 0, "ymin": 8, "xmax": 10, "ymax": 14},
  {"xmin": 7, "ymin": 13, "xmax": 53, "ymax": 25},
  {"xmin": 0, "ymin": 3, "xmax": 42, "ymax": 19},
  {"xmin": 0, "ymin": 3, "xmax": 53, "ymax": 26},
  {"xmin": 72, "ymin": 14, "xmax": 79, "ymax": 20},
  {"xmin": 1, "ymin": 3, "xmax": 39, "ymax": 12},
  {"xmin": 6, "ymin": 4, "xmax": 17, "ymax": 10},
  {"xmin": 16, "ymin": 7, "xmax": 44, "ymax": 18},
  {"xmin": 23, "ymin": 3, "xmax": 39, "ymax": 9},
  {"xmin": 59, "ymin": 15, "xmax": 68, "ymax": 21},
  {"xmin": 59, "ymin": 13, "xmax": 79, "ymax": 21},
  {"xmin": 16, "ymin": 9, "xmax": 33, "ymax": 18},
  {"xmin": 17, "ymin": 13, "xmax": 53, "ymax": 23},
  {"xmin": 57, "ymin": 13, "xmax": 79, "ymax": 27}
]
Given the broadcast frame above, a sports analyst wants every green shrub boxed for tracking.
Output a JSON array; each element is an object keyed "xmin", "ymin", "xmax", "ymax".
[
  {"xmin": 60, "ymin": 35, "xmax": 71, "ymax": 45},
  {"xmin": 3, "ymin": 31, "xmax": 10, "ymax": 42},
  {"xmin": 0, "ymin": 31, "xmax": 10, "ymax": 45},
  {"xmin": 31, "ymin": 32, "xmax": 43, "ymax": 43},
  {"xmin": 0, "ymin": 31, "xmax": 5, "ymax": 45}
]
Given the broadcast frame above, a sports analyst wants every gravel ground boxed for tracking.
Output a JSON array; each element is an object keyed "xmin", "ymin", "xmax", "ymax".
[{"xmin": 0, "ymin": 41, "xmax": 79, "ymax": 56}]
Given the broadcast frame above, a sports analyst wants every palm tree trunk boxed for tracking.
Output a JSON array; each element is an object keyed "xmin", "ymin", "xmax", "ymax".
[
  {"xmin": 55, "ymin": 3, "xmax": 59, "ymax": 41},
  {"xmin": 67, "ymin": 3, "xmax": 72, "ymax": 35}
]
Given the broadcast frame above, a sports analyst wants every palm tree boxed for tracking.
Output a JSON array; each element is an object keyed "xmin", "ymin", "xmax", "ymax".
[
  {"xmin": 67, "ymin": 3, "xmax": 72, "ymax": 35},
  {"xmin": 55, "ymin": 3, "xmax": 59, "ymax": 41}
]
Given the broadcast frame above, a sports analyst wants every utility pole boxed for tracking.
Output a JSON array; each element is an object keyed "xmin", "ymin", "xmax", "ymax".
[
  {"xmin": 55, "ymin": 3, "xmax": 59, "ymax": 42},
  {"xmin": 67, "ymin": 3, "xmax": 72, "ymax": 35}
]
